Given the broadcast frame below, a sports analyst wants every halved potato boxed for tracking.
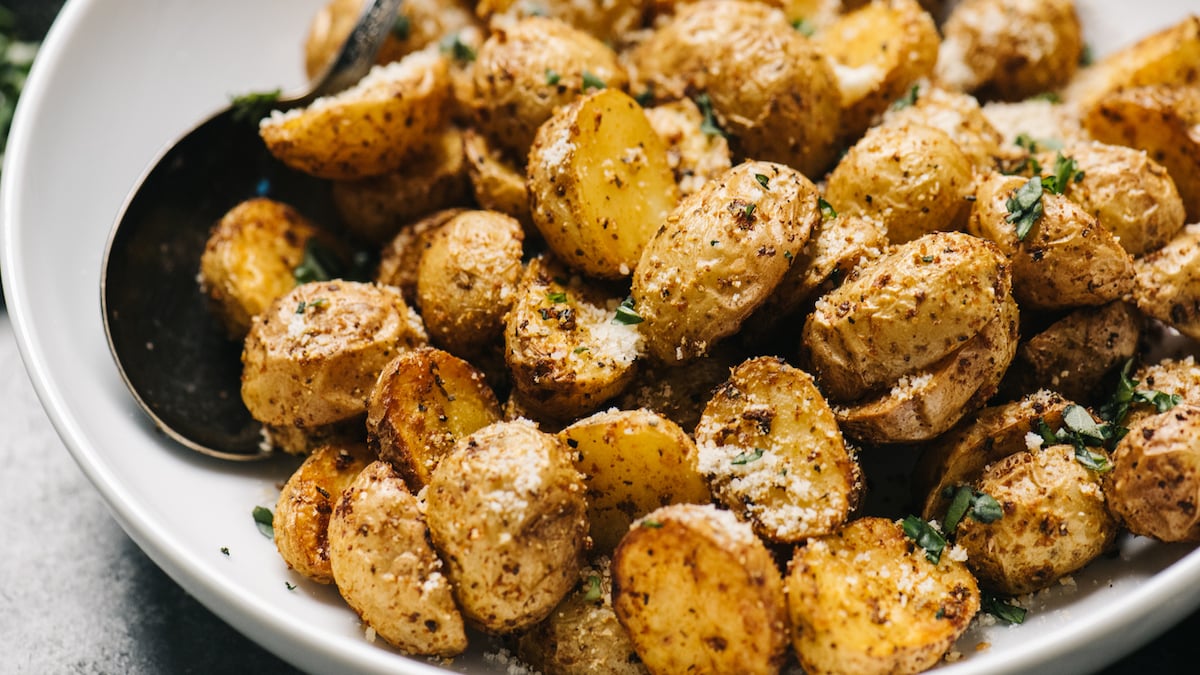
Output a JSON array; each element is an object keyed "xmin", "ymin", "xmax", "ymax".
[{"xmin": 1065, "ymin": 15, "xmax": 1200, "ymax": 110}]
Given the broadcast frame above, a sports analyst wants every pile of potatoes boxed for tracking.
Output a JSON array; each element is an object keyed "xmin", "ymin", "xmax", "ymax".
[{"xmin": 195, "ymin": 0, "xmax": 1200, "ymax": 673}]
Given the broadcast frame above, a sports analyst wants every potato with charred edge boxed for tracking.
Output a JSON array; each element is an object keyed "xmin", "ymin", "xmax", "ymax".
[
  {"xmin": 880, "ymin": 85, "xmax": 1004, "ymax": 173},
  {"xmin": 471, "ymin": 17, "xmax": 629, "ymax": 161},
  {"xmin": 425, "ymin": 420, "xmax": 589, "ymax": 634},
  {"xmin": 613, "ymin": 503, "xmax": 789, "ymax": 675},
  {"xmin": 527, "ymin": 88, "xmax": 679, "ymax": 279},
  {"xmin": 816, "ymin": 0, "xmax": 939, "ymax": 141},
  {"xmin": 241, "ymin": 281, "xmax": 428, "ymax": 431},
  {"xmin": 199, "ymin": 198, "xmax": 334, "ymax": 339},
  {"xmin": 260, "ymin": 51, "xmax": 451, "ymax": 180},
  {"xmin": 416, "ymin": 210, "xmax": 524, "ymax": 358},
  {"xmin": 367, "ymin": 347, "xmax": 501, "ymax": 490},
  {"xmin": 374, "ymin": 209, "xmax": 464, "ymax": 306},
  {"xmin": 1108, "ymin": 405, "xmax": 1200, "ymax": 542},
  {"xmin": 505, "ymin": 256, "xmax": 643, "ymax": 423},
  {"xmin": 562, "ymin": 408, "xmax": 712, "ymax": 554},
  {"xmin": 273, "ymin": 441, "xmax": 374, "ymax": 584},
  {"xmin": 956, "ymin": 444, "xmax": 1118, "ymax": 595},
  {"xmin": 328, "ymin": 460, "xmax": 467, "ymax": 657},
  {"xmin": 463, "ymin": 130, "xmax": 532, "ymax": 227},
  {"xmin": 786, "ymin": 517, "xmax": 980, "ymax": 675},
  {"xmin": 802, "ymin": 231, "xmax": 1012, "ymax": 403},
  {"xmin": 518, "ymin": 557, "xmax": 648, "ymax": 675},
  {"xmin": 633, "ymin": 160, "xmax": 818, "ymax": 364},
  {"xmin": 968, "ymin": 171, "xmax": 1134, "ymax": 311},
  {"xmin": 694, "ymin": 356, "xmax": 862, "ymax": 542}
]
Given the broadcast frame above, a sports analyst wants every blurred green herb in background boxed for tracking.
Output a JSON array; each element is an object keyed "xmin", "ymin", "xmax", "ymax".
[{"xmin": 0, "ymin": 5, "xmax": 40, "ymax": 175}]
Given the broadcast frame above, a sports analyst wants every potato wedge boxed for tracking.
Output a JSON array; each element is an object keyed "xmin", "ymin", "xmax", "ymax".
[
  {"xmin": 612, "ymin": 503, "xmax": 789, "ymax": 675},
  {"xmin": 1064, "ymin": 15, "xmax": 1200, "ymax": 110},
  {"xmin": 527, "ymin": 88, "xmax": 679, "ymax": 279},
  {"xmin": 1108, "ymin": 404, "xmax": 1200, "ymax": 542},
  {"xmin": 562, "ymin": 409, "xmax": 712, "ymax": 554},
  {"xmin": 328, "ymin": 460, "xmax": 467, "ymax": 656}
]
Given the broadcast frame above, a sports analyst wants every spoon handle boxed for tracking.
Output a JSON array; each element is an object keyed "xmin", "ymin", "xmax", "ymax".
[{"xmin": 303, "ymin": 0, "xmax": 403, "ymax": 103}]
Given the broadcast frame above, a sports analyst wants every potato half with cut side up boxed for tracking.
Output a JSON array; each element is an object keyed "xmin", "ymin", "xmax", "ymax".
[
  {"xmin": 527, "ymin": 88, "xmax": 679, "ymax": 279},
  {"xmin": 612, "ymin": 503, "xmax": 789, "ymax": 675},
  {"xmin": 694, "ymin": 356, "xmax": 862, "ymax": 542},
  {"xmin": 786, "ymin": 517, "xmax": 980, "ymax": 675}
]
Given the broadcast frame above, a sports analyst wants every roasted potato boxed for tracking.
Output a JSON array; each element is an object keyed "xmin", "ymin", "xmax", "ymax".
[
  {"xmin": 880, "ymin": 84, "xmax": 1004, "ymax": 172},
  {"xmin": 330, "ymin": 124, "xmax": 470, "ymax": 245},
  {"xmin": 1108, "ymin": 404, "xmax": 1200, "ymax": 542},
  {"xmin": 462, "ymin": 129, "xmax": 532, "ymax": 227},
  {"xmin": 374, "ymin": 208, "xmax": 463, "ymax": 305},
  {"xmin": 967, "ymin": 171, "xmax": 1135, "ymax": 310},
  {"xmin": 1135, "ymin": 227, "xmax": 1200, "ymax": 343},
  {"xmin": 613, "ymin": 347, "xmax": 742, "ymax": 434},
  {"xmin": 198, "ymin": 198, "xmax": 333, "ymax": 338},
  {"xmin": 273, "ymin": 441, "xmax": 375, "ymax": 584},
  {"xmin": 505, "ymin": 256, "xmax": 643, "ymax": 422},
  {"xmin": 632, "ymin": 160, "xmax": 819, "ymax": 363},
  {"xmin": 694, "ymin": 356, "xmax": 862, "ymax": 542},
  {"xmin": 816, "ymin": 0, "xmax": 940, "ymax": 140},
  {"xmin": 1064, "ymin": 15, "xmax": 1200, "ymax": 110},
  {"xmin": 425, "ymin": 420, "xmax": 589, "ymax": 633},
  {"xmin": 241, "ymin": 281, "xmax": 429, "ymax": 429},
  {"xmin": 366, "ymin": 347, "xmax": 502, "ymax": 490},
  {"xmin": 527, "ymin": 88, "xmax": 679, "ymax": 279},
  {"xmin": 416, "ymin": 210, "xmax": 525, "ymax": 357},
  {"xmin": 824, "ymin": 121, "xmax": 974, "ymax": 244},
  {"xmin": 643, "ymin": 98, "xmax": 734, "ymax": 197},
  {"xmin": 476, "ymin": 0, "xmax": 649, "ymax": 45},
  {"xmin": 563, "ymin": 408, "xmax": 711, "ymax": 554},
  {"xmin": 471, "ymin": 16, "xmax": 629, "ymax": 160},
  {"xmin": 936, "ymin": 0, "xmax": 1082, "ymax": 101},
  {"xmin": 328, "ymin": 460, "xmax": 467, "ymax": 656},
  {"xmin": 261, "ymin": 51, "xmax": 451, "ymax": 180},
  {"xmin": 802, "ymin": 231, "xmax": 1012, "ymax": 402},
  {"xmin": 1128, "ymin": 356, "xmax": 1200, "ymax": 428},
  {"xmin": 956, "ymin": 443, "xmax": 1118, "ymax": 595},
  {"xmin": 981, "ymin": 98, "xmax": 1090, "ymax": 152},
  {"xmin": 612, "ymin": 503, "xmax": 789, "ymax": 675},
  {"xmin": 786, "ymin": 517, "xmax": 979, "ymax": 675}
]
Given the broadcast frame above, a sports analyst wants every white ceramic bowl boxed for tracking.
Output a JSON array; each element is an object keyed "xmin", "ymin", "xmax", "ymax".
[{"xmin": 2, "ymin": 1, "xmax": 1198, "ymax": 673}]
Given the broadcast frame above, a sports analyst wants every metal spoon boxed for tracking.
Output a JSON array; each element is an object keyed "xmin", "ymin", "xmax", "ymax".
[{"xmin": 101, "ymin": 0, "xmax": 401, "ymax": 461}]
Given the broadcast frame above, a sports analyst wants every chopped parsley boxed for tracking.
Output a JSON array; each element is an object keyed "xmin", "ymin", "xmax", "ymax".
[
  {"xmin": 981, "ymin": 592, "xmax": 1027, "ymax": 624},
  {"xmin": 391, "ymin": 14, "xmax": 411, "ymax": 40},
  {"xmin": 634, "ymin": 88, "xmax": 655, "ymax": 107},
  {"xmin": 220, "ymin": 546, "xmax": 230, "ymax": 556},
  {"xmin": 612, "ymin": 296, "xmax": 643, "ymax": 325},
  {"xmin": 252, "ymin": 506, "xmax": 275, "ymax": 538},
  {"xmin": 1031, "ymin": 91, "xmax": 1062, "ymax": 103},
  {"xmin": 439, "ymin": 33, "xmax": 476, "ymax": 62},
  {"xmin": 921, "ymin": 255, "xmax": 934, "ymax": 263},
  {"xmin": 891, "ymin": 84, "xmax": 920, "ymax": 111},
  {"xmin": 1098, "ymin": 359, "xmax": 1183, "ymax": 424},
  {"xmin": 293, "ymin": 238, "xmax": 345, "ymax": 284},
  {"xmin": 1079, "ymin": 43, "xmax": 1094, "ymax": 67},
  {"xmin": 695, "ymin": 93, "xmax": 726, "ymax": 138},
  {"xmin": 731, "ymin": 448, "xmax": 765, "ymax": 465},
  {"xmin": 791, "ymin": 18, "xmax": 816, "ymax": 37},
  {"xmin": 285, "ymin": 581, "xmax": 297, "ymax": 591},
  {"xmin": 818, "ymin": 197, "xmax": 837, "ymax": 221},
  {"xmin": 1005, "ymin": 176, "xmax": 1045, "ymax": 241},
  {"xmin": 743, "ymin": 202, "xmax": 758, "ymax": 219},
  {"xmin": 1041, "ymin": 152, "xmax": 1084, "ymax": 195},
  {"xmin": 581, "ymin": 71, "xmax": 606, "ymax": 91},
  {"xmin": 583, "ymin": 574, "xmax": 603, "ymax": 602},
  {"xmin": 547, "ymin": 290, "xmax": 568, "ymax": 304},
  {"xmin": 942, "ymin": 486, "xmax": 1003, "ymax": 532},
  {"xmin": 230, "ymin": 88, "xmax": 281, "ymax": 125},
  {"xmin": 901, "ymin": 515, "xmax": 946, "ymax": 564},
  {"xmin": 545, "ymin": 68, "xmax": 561, "ymax": 85},
  {"xmin": 1034, "ymin": 405, "xmax": 1115, "ymax": 473},
  {"xmin": 573, "ymin": 346, "xmax": 590, "ymax": 354},
  {"xmin": 640, "ymin": 519, "xmax": 663, "ymax": 528},
  {"xmin": 755, "ymin": 173, "xmax": 771, "ymax": 190}
]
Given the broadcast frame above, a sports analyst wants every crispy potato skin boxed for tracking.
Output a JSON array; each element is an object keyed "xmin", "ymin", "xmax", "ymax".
[
  {"xmin": 1108, "ymin": 405, "xmax": 1200, "ymax": 543},
  {"xmin": 562, "ymin": 409, "xmax": 711, "ymax": 554},
  {"xmin": 1134, "ymin": 226, "xmax": 1200, "ymax": 344},
  {"xmin": 695, "ymin": 356, "xmax": 861, "ymax": 542},
  {"xmin": 425, "ymin": 420, "xmax": 589, "ymax": 634},
  {"xmin": 328, "ymin": 460, "xmax": 467, "ymax": 656},
  {"xmin": 612, "ymin": 503, "xmax": 789, "ymax": 675},
  {"xmin": 633, "ymin": 160, "xmax": 819, "ymax": 364},
  {"xmin": 366, "ymin": 347, "xmax": 502, "ymax": 490},
  {"xmin": 462, "ymin": 129, "xmax": 532, "ymax": 227},
  {"xmin": 374, "ymin": 208, "xmax": 464, "ymax": 306},
  {"xmin": 198, "ymin": 198, "xmax": 328, "ymax": 339},
  {"xmin": 614, "ymin": 349, "xmax": 740, "ymax": 434},
  {"xmin": 786, "ymin": 517, "xmax": 979, "ymax": 675},
  {"xmin": 274, "ymin": 442, "xmax": 375, "ymax": 584},
  {"xmin": 957, "ymin": 445, "xmax": 1118, "ymax": 595},
  {"xmin": 241, "ymin": 281, "xmax": 429, "ymax": 428},
  {"xmin": 1013, "ymin": 302, "xmax": 1142, "ymax": 404},
  {"xmin": 825, "ymin": 122, "xmax": 974, "ymax": 245},
  {"xmin": 880, "ymin": 86, "xmax": 1003, "ymax": 172},
  {"xmin": 1129, "ymin": 357, "xmax": 1200, "ymax": 429}
]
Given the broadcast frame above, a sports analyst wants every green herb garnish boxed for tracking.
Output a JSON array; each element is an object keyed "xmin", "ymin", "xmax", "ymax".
[
  {"xmin": 294, "ymin": 238, "xmax": 346, "ymax": 284},
  {"xmin": 1099, "ymin": 359, "xmax": 1184, "ymax": 424},
  {"xmin": 791, "ymin": 18, "xmax": 816, "ymax": 37},
  {"xmin": 901, "ymin": 516, "xmax": 946, "ymax": 564},
  {"xmin": 640, "ymin": 519, "xmax": 663, "ymax": 528},
  {"xmin": 743, "ymin": 202, "xmax": 757, "ymax": 219},
  {"xmin": 943, "ymin": 485, "xmax": 1003, "ymax": 532},
  {"xmin": 285, "ymin": 581, "xmax": 297, "ymax": 591},
  {"xmin": 818, "ymin": 197, "xmax": 838, "ymax": 221},
  {"xmin": 583, "ymin": 574, "xmax": 603, "ymax": 602},
  {"xmin": 392, "ymin": 15, "xmax": 411, "ymax": 40},
  {"xmin": 731, "ymin": 448, "xmax": 766, "ymax": 465},
  {"xmin": 230, "ymin": 88, "xmax": 282, "ymax": 125},
  {"xmin": 545, "ymin": 68, "xmax": 561, "ymax": 85},
  {"xmin": 695, "ymin": 93, "xmax": 726, "ymax": 138},
  {"xmin": 612, "ymin": 296, "xmax": 643, "ymax": 325},
  {"xmin": 220, "ymin": 546, "xmax": 230, "ymax": 556},
  {"xmin": 1041, "ymin": 152, "xmax": 1083, "ymax": 195},
  {"xmin": 439, "ymin": 33, "xmax": 476, "ymax": 62},
  {"xmin": 1006, "ymin": 176, "xmax": 1045, "ymax": 241},
  {"xmin": 581, "ymin": 70, "xmax": 606, "ymax": 91},
  {"xmin": 547, "ymin": 290, "xmax": 568, "ymax": 304},
  {"xmin": 981, "ymin": 592, "xmax": 1027, "ymax": 624},
  {"xmin": 252, "ymin": 506, "xmax": 275, "ymax": 538},
  {"xmin": 755, "ymin": 173, "xmax": 770, "ymax": 190},
  {"xmin": 891, "ymin": 84, "xmax": 920, "ymax": 111}
]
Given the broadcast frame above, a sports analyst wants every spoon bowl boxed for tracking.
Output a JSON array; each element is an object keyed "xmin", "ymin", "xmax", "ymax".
[{"xmin": 101, "ymin": 0, "xmax": 401, "ymax": 460}]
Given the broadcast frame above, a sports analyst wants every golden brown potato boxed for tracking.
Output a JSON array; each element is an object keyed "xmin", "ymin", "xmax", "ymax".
[
  {"xmin": 366, "ymin": 347, "xmax": 502, "ymax": 490},
  {"xmin": 330, "ymin": 124, "xmax": 470, "ymax": 245},
  {"xmin": 198, "ymin": 198, "xmax": 332, "ymax": 338},
  {"xmin": 462, "ymin": 129, "xmax": 532, "ymax": 226},
  {"xmin": 241, "ymin": 281, "xmax": 429, "ymax": 428},
  {"xmin": 471, "ymin": 16, "xmax": 629, "ymax": 160},
  {"xmin": 956, "ymin": 444, "xmax": 1118, "ymax": 595},
  {"xmin": 612, "ymin": 503, "xmax": 789, "ymax": 675},
  {"xmin": 630, "ymin": 0, "xmax": 842, "ymax": 178},
  {"xmin": 517, "ymin": 557, "xmax": 647, "ymax": 675},
  {"xmin": 694, "ymin": 356, "xmax": 862, "ymax": 542},
  {"xmin": 476, "ymin": 0, "xmax": 649, "ymax": 45},
  {"xmin": 967, "ymin": 171, "xmax": 1135, "ymax": 310},
  {"xmin": 786, "ymin": 517, "xmax": 979, "ymax": 675},
  {"xmin": 416, "ymin": 210, "xmax": 525, "ymax": 357},
  {"xmin": 936, "ymin": 0, "xmax": 1082, "ymax": 101},
  {"xmin": 273, "ymin": 441, "xmax": 375, "ymax": 584},
  {"xmin": 262, "ymin": 417, "xmax": 365, "ymax": 456},
  {"xmin": 1129, "ymin": 357, "xmax": 1200, "ymax": 429},
  {"xmin": 880, "ymin": 84, "xmax": 1004, "ymax": 172},
  {"xmin": 328, "ymin": 460, "xmax": 467, "ymax": 656},
  {"xmin": 633, "ymin": 160, "xmax": 819, "ymax": 364},
  {"xmin": 1108, "ymin": 404, "xmax": 1200, "ymax": 542},
  {"xmin": 914, "ymin": 389, "xmax": 1072, "ymax": 521},
  {"xmin": 802, "ymin": 231, "xmax": 1012, "ymax": 402},
  {"xmin": 562, "ymin": 409, "xmax": 712, "ymax": 554},
  {"xmin": 1084, "ymin": 84, "xmax": 1200, "ymax": 223},
  {"xmin": 527, "ymin": 88, "xmax": 679, "ymax": 279},
  {"xmin": 613, "ymin": 348, "xmax": 741, "ymax": 434},
  {"xmin": 980, "ymin": 99, "xmax": 1090, "ymax": 153},
  {"xmin": 816, "ymin": 0, "xmax": 940, "ymax": 140},
  {"xmin": 643, "ymin": 98, "xmax": 734, "ymax": 197},
  {"xmin": 425, "ymin": 420, "xmax": 589, "ymax": 634},
  {"xmin": 505, "ymin": 256, "xmax": 643, "ymax": 422},
  {"xmin": 261, "ymin": 51, "xmax": 451, "ymax": 180},
  {"xmin": 824, "ymin": 122, "xmax": 974, "ymax": 244},
  {"xmin": 374, "ymin": 208, "xmax": 463, "ymax": 305},
  {"xmin": 1064, "ymin": 15, "xmax": 1200, "ymax": 110}
]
